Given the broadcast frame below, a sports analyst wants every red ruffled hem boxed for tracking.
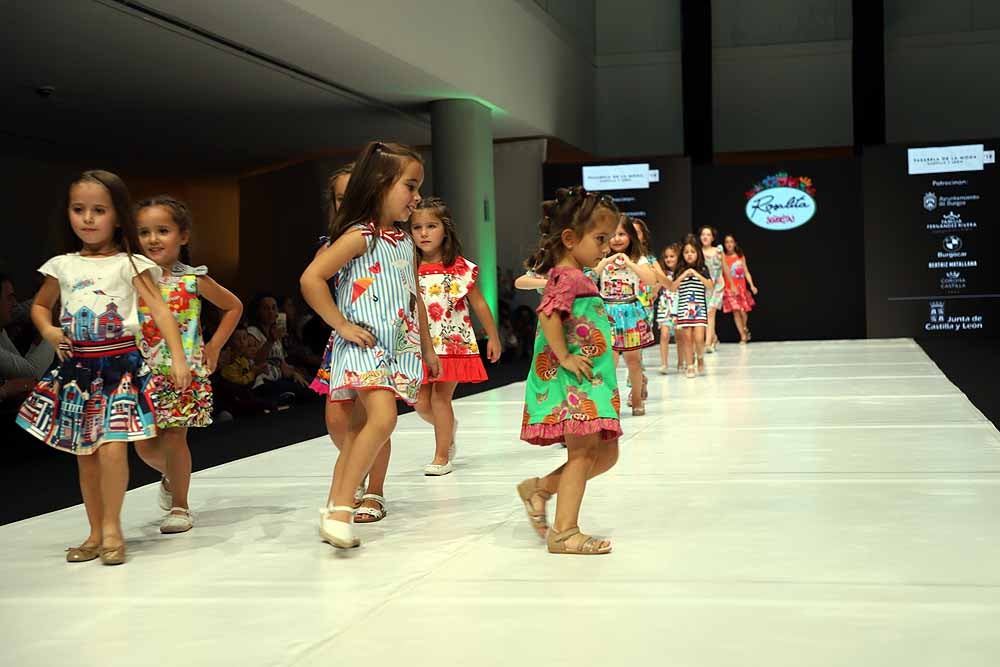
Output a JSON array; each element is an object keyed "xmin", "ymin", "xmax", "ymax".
[
  {"xmin": 722, "ymin": 288, "xmax": 755, "ymax": 313},
  {"xmin": 422, "ymin": 355, "xmax": 487, "ymax": 384},
  {"xmin": 520, "ymin": 418, "xmax": 622, "ymax": 446},
  {"xmin": 309, "ymin": 377, "xmax": 329, "ymax": 395}
]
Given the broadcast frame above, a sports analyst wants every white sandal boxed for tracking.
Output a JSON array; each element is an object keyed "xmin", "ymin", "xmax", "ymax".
[
  {"xmin": 353, "ymin": 494, "xmax": 387, "ymax": 523},
  {"xmin": 319, "ymin": 505, "xmax": 360, "ymax": 548}
]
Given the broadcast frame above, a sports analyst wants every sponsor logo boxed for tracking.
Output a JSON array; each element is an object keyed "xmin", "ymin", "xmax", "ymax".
[
  {"xmin": 922, "ymin": 191, "xmax": 980, "ymax": 210},
  {"xmin": 927, "ymin": 211, "xmax": 977, "ymax": 232},
  {"xmin": 908, "ymin": 144, "xmax": 986, "ymax": 175},
  {"xmin": 925, "ymin": 300, "xmax": 985, "ymax": 331},
  {"xmin": 936, "ymin": 235, "xmax": 968, "ymax": 260},
  {"xmin": 940, "ymin": 271, "xmax": 966, "ymax": 290},
  {"xmin": 744, "ymin": 173, "xmax": 816, "ymax": 231},
  {"xmin": 923, "ymin": 192, "xmax": 938, "ymax": 211}
]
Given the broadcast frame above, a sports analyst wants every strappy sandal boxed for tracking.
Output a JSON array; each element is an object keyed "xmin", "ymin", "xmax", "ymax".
[
  {"xmin": 547, "ymin": 527, "xmax": 612, "ymax": 555},
  {"xmin": 319, "ymin": 505, "xmax": 360, "ymax": 548},
  {"xmin": 65, "ymin": 543, "xmax": 100, "ymax": 563},
  {"xmin": 516, "ymin": 478, "xmax": 552, "ymax": 539},
  {"xmin": 99, "ymin": 542, "xmax": 127, "ymax": 566},
  {"xmin": 685, "ymin": 364, "xmax": 696, "ymax": 379},
  {"xmin": 353, "ymin": 494, "xmax": 387, "ymax": 523}
]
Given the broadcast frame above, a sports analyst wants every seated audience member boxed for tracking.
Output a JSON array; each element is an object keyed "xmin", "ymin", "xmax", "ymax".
[
  {"xmin": 0, "ymin": 273, "xmax": 54, "ymax": 405},
  {"xmin": 246, "ymin": 293, "xmax": 312, "ymax": 403},
  {"xmin": 213, "ymin": 327, "xmax": 280, "ymax": 416}
]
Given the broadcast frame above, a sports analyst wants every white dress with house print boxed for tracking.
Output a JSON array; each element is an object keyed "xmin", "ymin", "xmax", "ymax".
[{"xmin": 16, "ymin": 253, "xmax": 161, "ymax": 455}]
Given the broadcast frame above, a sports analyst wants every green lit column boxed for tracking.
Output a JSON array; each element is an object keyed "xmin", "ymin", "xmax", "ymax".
[{"xmin": 430, "ymin": 99, "xmax": 497, "ymax": 318}]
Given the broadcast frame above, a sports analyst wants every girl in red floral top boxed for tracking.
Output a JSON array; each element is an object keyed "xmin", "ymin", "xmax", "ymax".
[{"xmin": 413, "ymin": 197, "xmax": 501, "ymax": 476}]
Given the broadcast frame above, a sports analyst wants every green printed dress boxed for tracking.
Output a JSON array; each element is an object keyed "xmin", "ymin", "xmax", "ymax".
[{"xmin": 520, "ymin": 266, "xmax": 622, "ymax": 446}]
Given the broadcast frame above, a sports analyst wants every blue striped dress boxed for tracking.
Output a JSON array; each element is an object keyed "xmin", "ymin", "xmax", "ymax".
[{"xmin": 326, "ymin": 222, "xmax": 424, "ymax": 404}]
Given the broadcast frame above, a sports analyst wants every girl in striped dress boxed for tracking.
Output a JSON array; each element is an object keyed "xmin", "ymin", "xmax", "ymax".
[
  {"xmin": 671, "ymin": 237, "xmax": 715, "ymax": 378},
  {"xmin": 300, "ymin": 141, "xmax": 440, "ymax": 550}
]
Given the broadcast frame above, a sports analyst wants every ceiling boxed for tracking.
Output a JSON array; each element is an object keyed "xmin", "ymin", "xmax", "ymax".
[{"xmin": 2, "ymin": 0, "xmax": 456, "ymax": 168}]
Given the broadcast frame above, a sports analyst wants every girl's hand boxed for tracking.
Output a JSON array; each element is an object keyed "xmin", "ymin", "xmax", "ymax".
[
  {"xmin": 203, "ymin": 341, "xmax": 221, "ymax": 374},
  {"xmin": 336, "ymin": 321, "xmax": 376, "ymax": 348},
  {"xmin": 560, "ymin": 354, "xmax": 593, "ymax": 382},
  {"xmin": 424, "ymin": 350, "xmax": 442, "ymax": 380},
  {"xmin": 170, "ymin": 359, "xmax": 192, "ymax": 391},
  {"xmin": 486, "ymin": 337, "xmax": 502, "ymax": 363},
  {"xmin": 751, "ymin": 285, "xmax": 759, "ymax": 295},
  {"xmin": 266, "ymin": 323, "xmax": 281, "ymax": 343},
  {"xmin": 43, "ymin": 327, "xmax": 72, "ymax": 361}
]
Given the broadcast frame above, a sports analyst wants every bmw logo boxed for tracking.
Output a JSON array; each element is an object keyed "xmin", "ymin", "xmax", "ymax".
[{"xmin": 942, "ymin": 235, "xmax": 962, "ymax": 251}]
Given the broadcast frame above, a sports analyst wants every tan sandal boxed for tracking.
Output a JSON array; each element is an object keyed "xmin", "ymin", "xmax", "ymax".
[
  {"xmin": 546, "ymin": 527, "xmax": 612, "ymax": 555},
  {"xmin": 65, "ymin": 543, "xmax": 100, "ymax": 563},
  {"xmin": 516, "ymin": 478, "xmax": 552, "ymax": 539}
]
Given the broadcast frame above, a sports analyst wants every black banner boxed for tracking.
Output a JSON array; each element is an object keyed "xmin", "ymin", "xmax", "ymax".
[{"xmin": 863, "ymin": 141, "xmax": 999, "ymax": 338}]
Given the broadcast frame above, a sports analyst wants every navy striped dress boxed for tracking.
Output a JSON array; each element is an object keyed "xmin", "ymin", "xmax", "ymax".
[
  {"xmin": 326, "ymin": 222, "xmax": 424, "ymax": 404},
  {"xmin": 676, "ymin": 266, "xmax": 711, "ymax": 329}
]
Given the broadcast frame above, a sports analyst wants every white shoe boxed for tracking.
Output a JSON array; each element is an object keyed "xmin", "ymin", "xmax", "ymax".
[
  {"xmin": 658, "ymin": 366, "xmax": 668, "ymax": 375},
  {"xmin": 158, "ymin": 477, "xmax": 172, "ymax": 512},
  {"xmin": 160, "ymin": 507, "xmax": 193, "ymax": 534},
  {"xmin": 423, "ymin": 461, "xmax": 454, "ymax": 476},
  {"xmin": 319, "ymin": 506, "xmax": 360, "ymax": 548},
  {"xmin": 353, "ymin": 483, "xmax": 365, "ymax": 507}
]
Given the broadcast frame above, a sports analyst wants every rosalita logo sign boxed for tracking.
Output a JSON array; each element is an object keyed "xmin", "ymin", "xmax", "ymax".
[{"xmin": 744, "ymin": 173, "xmax": 817, "ymax": 231}]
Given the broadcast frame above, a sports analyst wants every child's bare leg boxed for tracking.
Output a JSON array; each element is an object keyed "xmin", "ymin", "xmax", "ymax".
[
  {"xmin": 160, "ymin": 428, "xmax": 191, "ymax": 510},
  {"xmin": 414, "ymin": 384, "xmax": 434, "ymax": 425},
  {"xmin": 327, "ymin": 389, "xmax": 397, "ymax": 524},
  {"xmin": 659, "ymin": 326, "xmax": 670, "ymax": 367},
  {"xmin": 430, "ymin": 381, "xmax": 458, "ymax": 465},
  {"xmin": 134, "ymin": 437, "xmax": 166, "ymax": 474},
  {"xmin": 624, "ymin": 350, "xmax": 643, "ymax": 410},
  {"xmin": 77, "ymin": 454, "xmax": 103, "ymax": 546},
  {"xmin": 707, "ymin": 306, "xmax": 718, "ymax": 346},
  {"xmin": 694, "ymin": 327, "xmax": 707, "ymax": 371},
  {"xmin": 539, "ymin": 438, "xmax": 619, "ymax": 495},
  {"xmin": 552, "ymin": 434, "xmax": 609, "ymax": 550},
  {"xmin": 325, "ymin": 400, "xmax": 358, "ymax": 507},
  {"xmin": 96, "ymin": 442, "xmax": 129, "ymax": 548}
]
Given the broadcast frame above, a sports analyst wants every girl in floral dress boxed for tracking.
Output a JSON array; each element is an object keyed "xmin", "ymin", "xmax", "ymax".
[
  {"xmin": 517, "ymin": 186, "xmax": 621, "ymax": 555},
  {"xmin": 593, "ymin": 216, "xmax": 658, "ymax": 415},
  {"xmin": 699, "ymin": 226, "xmax": 725, "ymax": 353},
  {"xmin": 300, "ymin": 141, "xmax": 440, "ymax": 550},
  {"xmin": 17, "ymin": 170, "xmax": 191, "ymax": 565},
  {"xmin": 135, "ymin": 196, "xmax": 243, "ymax": 534},
  {"xmin": 412, "ymin": 197, "xmax": 501, "ymax": 476},
  {"xmin": 722, "ymin": 234, "xmax": 759, "ymax": 344}
]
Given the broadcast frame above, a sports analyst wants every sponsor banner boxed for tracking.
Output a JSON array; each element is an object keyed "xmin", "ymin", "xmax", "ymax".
[
  {"xmin": 924, "ymin": 300, "xmax": 985, "ymax": 332},
  {"xmin": 582, "ymin": 163, "xmax": 658, "ymax": 191},
  {"xmin": 908, "ymin": 144, "xmax": 986, "ymax": 175}
]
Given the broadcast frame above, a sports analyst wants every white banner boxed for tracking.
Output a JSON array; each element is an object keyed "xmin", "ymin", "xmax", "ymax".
[
  {"xmin": 907, "ymin": 144, "xmax": 985, "ymax": 175},
  {"xmin": 582, "ymin": 163, "xmax": 653, "ymax": 190}
]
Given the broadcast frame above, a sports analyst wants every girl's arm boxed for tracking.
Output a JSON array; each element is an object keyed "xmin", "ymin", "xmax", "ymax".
[
  {"xmin": 413, "ymin": 263, "xmax": 441, "ymax": 379},
  {"xmin": 514, "ymin": 272, "xmax": 547, "ymax": 291},
  {"xmin": 697, "ymin": 270, "xmax": 716, "ymax": 291},
  {"xmin": 744, "ymin": 258, "xmax": 758, "ymax": 294},
  {"xmin": 538, "ymin": 312, "xmax": 592, "ymax": 382},
  {"xmin": 197, "ymin": 276, "xmax": 243, "ymax": 373},
  {"xmin": 31, "ymin": 277, "xmax": 69, "ymax": 361},
  {"xmin": 650, "ymin": 262, "xmax": 671, "ymax": 289},
  {"xmin": 623, "ymin": 256, "xmax": 658, "ymax": 286},
  {"xmin": 299, "ymin": 228, "xmax": 375, "ymax": 348},
  {"xmin": 31, "ymin": 276, "xmax": 73, "ymax": 361},
  {"xmin": 466, "ymin": 284, "xmax": 502, "ymax": 363},
  {"xmin": 134, "ymin": 271, "xmax": 191, "ymax": 390}
]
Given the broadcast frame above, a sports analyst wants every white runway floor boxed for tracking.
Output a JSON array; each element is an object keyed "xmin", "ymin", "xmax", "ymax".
[{"xmin": 3, "ymin": 339, "xmax": 1000, "ymax": 666}]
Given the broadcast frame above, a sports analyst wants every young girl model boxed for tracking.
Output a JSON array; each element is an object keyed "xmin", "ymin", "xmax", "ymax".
[
  {"xmin": 413, "ymin": 197, "xmax": 501, "ymax": 476},
  {"xmin": 722, "ymin": 234, "xmax": 758, "ymax": 344},
  {"xmin": 656, "ymin": 243, "xmax": 681, "ymax": 374},
  {"xmin": 594, "ymin": 215, "xmax": 657, "ymax": 415},
  {"xmin": 699, "ymin": 226, "xmax": 726, "ymax": 353},
  {"xmin": 672, "ymin": 237, "xmax": 715, "ymax": 378},
  {"xmin": 518, "ymin": 186, "xmax": 620, "ymax": 555},
  {"xmin": 310, "ymin": 163, "xmax": 391, "ymax": 521},
  {"xmin": 134, "ymin": 196, "xmax": 242, "ymax": 534},
  {"xmin": 16, "ymin": 170, "xmax": 191, "ymax": 565},
  {"xmin": 300, "ymin": 141, "xmax": 440, "ymax": 549}
]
